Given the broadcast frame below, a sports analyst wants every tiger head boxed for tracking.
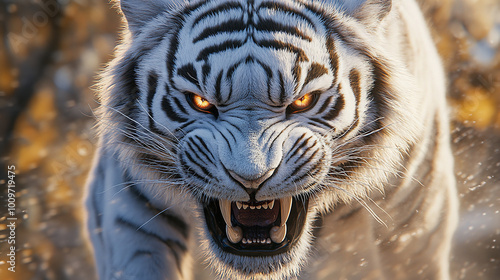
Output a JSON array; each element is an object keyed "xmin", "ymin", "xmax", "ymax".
[{"xmin": 103, "ymin": 0, "xmax": 421, "ymax": 279}]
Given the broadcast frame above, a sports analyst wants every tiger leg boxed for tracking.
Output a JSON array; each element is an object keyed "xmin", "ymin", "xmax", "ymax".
[{"xmin": 85, "ymin": 148, "xmax": 192, "ymax": 280}]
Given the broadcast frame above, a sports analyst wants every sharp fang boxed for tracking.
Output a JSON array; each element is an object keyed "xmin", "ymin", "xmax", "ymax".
[
  {"xmin": 236, "ymin": 202, "xmax": 243, "ymax": 209},
  {"xmin": 269, "ymin": 200, "xmax": 275, "ymax": 209},
  {"xmin": 280, "ymin": 197, "xmax": 292, "ymax": 226},
  {"xmin": 219, "ymin": 199, "xmax": 232, "ymax": 226},
  {"xmin": 266, "ymin": 238, "xmax": 271, "ymax": 244},
  {"xmin": 226, "ymin": 225, "xmax": 242, "ymax": 243},
  {"xmin": 270, "ymin": 224, "xmax": 287, "ymax": 243}
]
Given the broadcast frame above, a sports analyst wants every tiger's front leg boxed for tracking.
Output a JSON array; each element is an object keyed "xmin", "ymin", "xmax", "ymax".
[{"xmin": 85, "ymin": 149, "xmax": 193, "ymax": 280}]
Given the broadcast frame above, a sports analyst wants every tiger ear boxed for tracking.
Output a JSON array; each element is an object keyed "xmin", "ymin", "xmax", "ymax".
[
  {"xmin": 119, "ymin": 0, "xmax": 173, "ymax": 35},
  {"xmin": 353, "ymin": 0, "xmax": 392, "ymax": 25}
]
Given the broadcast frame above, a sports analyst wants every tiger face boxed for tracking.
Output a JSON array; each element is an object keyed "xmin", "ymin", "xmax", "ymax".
[{"xmin": 111, "ymin": 0, "xmax": 420, "ymax": 279}]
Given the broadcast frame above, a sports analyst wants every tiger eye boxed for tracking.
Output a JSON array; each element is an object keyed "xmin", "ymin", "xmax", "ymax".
[
  {"xmin": 189, "ymin": 92, "xmax": 215, "ymax": 113},
  {"xmin": 288, "ymin": 92, "xmax": 318, "ymax": 113}
]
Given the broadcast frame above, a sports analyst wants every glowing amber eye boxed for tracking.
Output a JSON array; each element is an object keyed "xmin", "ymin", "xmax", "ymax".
[
  {"xmin": 288, "ymin": 92, "xmax": 319, "ymax": 113},
  {"xmin": 188, "ymin": 92, "xmax": 216, "ymax": 114}
]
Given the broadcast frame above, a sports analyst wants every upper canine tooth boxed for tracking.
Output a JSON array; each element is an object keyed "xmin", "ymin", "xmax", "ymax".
[
  {"xmin": 270, "ymin": 224, "xmax": 287, "ymax": 243},
  {"xmin": 236, "ymin": 202, "xmax": 243, "ymax": 209},
  {"xmin": 269, "ymin": 200, "xmax": 275, "ymax": 209},
  {"xmin": 280, "ymin": 197, "xmax": 292, "ymax": 226},
  {"xmin": 219, "ymin": 199, "xmax": 232, "ymax": 226},
  {"xmin": 226, "ymin": 225, "xmax": 242, "ymax": 243}
]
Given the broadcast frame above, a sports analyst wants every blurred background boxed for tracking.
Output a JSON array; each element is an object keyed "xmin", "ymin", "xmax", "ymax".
[{"xmin": 0, "ymin": 0, "xmax": 499, "ymax": 279}]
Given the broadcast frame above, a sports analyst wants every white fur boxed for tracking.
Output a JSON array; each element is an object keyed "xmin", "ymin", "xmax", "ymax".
[{"xmin": 86, "ymin": 0, "xmax": 457, "ymax": 279}]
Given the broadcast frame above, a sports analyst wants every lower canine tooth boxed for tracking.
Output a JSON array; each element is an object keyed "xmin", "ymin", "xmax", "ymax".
[
  {"xmin": 226, "ymin": 225, "xmax": 242, "ymax": 243},
  {"xmin": 270, "ymin": 224, "xmax": 287, "ymax": 243}
]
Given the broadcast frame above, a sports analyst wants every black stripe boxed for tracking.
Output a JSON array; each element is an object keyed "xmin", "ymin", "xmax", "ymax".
[
  {"xmin": 177, "ymin": 63, "xmax": 200, "ymax": 89},
  {"xmin": 347, "ymin": 69, "xmax": 361, "ymax": 133},
  {"xmin": 214, "ymin": 70, "xmax": 223, "ymax": 103},
  {"xmin": 147, "ymin": 72, "xmax": 158, "ymax": 109},
  {"xmin": 326, "ymin": 37, "xmax": 339, "ymax": 85},
  {"xmin": 287, "ymin": 133, "xmax": 306, "ymax": 155},
  {"xmin": 196, "ymin": 40, "xmax": 245, "ymax": 61},
  {"xmin": 173, "ymin": 97, "xmax": 188, "ymax": 115},
  {"xmin": 118, "ymin": 59, "xmax": 140, "ymax": 140},
  {"xmin": 279, "ymin": 71, "xmax": 286, "ymax": 104},
  {"xmin": 227, "ymin": 60, "xmax": 244, "ymax": 78},
  {"xmin": 202, "ymin": 63, "xmax": 211, "ymax": 85},
  {"xmin": 180, "ymin": 153, "xmax": 211, "ymax": 184},
  {"xmin": 115, "ymin": 217, "xmax": 187, "ymax": 252},
  {"xmin": 323, "ymin": 92, "xmax": 344, "ymax": 121},
  {"xmin": 255, "ymin": 19, "xmax": 312, "ymax": 41},
  {"xmin": 258, "ymin": 119, "xmax": 283, "ymax": 141},
  {"xmin": 167, "ymin": 0, "xmax": 210, "ymax": 86},
  {"xmin": 193, "ymin": 19, "xmax": 247, "ymax": 43},
  {"xmin": 256, "ymin": 39, "xmax": 308, "ymax": 63},
  {"xmin": 162, "ymin": 92, "xmax": 189, "ymax": 123},
  {"xmin": 304, "ymin": 62, "xmax": 328, "ymax": 86},
  {"xmin": 258, "ymin": 2, "xmax": 316, "ymax": 29},
  {"xmin": 365, "ymin": 57, "xmax": 391, "ymax": 142},
  {"xmin": 189, "ymin": 138, "xmax": 215, "ymax": 165},
  {"xmin": 219, "ymin": 132, "xmax": 233, "ymax": 153},
  {"xmin": 290, "ymin": 149, "xmax": 319, "ymax": 177},
  {"xmin": 295, "ymin": 155, "xmax": 323, "ymax": 183},
  {"xmin": 174, "ymin": 120, "xmax": 196, "ymax": 133},
  {"xmin": 116, "ymin": 217, "xmax": 186, "ymax": 273},
  {"xmin": 194, "ymin": 136, "xmax": 216, "ymax": 161},
  {"xmin": 349, "ymin": 69, "xmax": 361, "ymax": 103},
  {"xmin": 225, "ymin": 127, "xmax": 237, "ymax": 142},
  {"xmin": 256, "ymin": 59, "xmax": 273, "ymax": 78},
  {"xmin": 186, "ymin": 141, "xmax": 211, "ymax": 165},
  {"xmin": 167, "ymin": 17, "xmax": 182, "ymax": 87},
  {"xmin": 317, "ymin": 96, "xmax": 333, "ymax": 114},
  {"xmin": 309, "ymin": 118, "xmax": 334, "ymax": 128},
  {"xmin": 184, "ymin": 150, "xmax": 211, "ymax": 176},
  {"xmin": 129, "ymin": 183, "xmax": 152, "ymax": 205},
  {"xmin": 286, "ymin": 135, "xmax": 312, "ymax": 163},
  {"xmin": 192, "ymin": 2, "xmax": 244, "ymax": 28},
  {"xmin": 267, "ymin": 125, "xmax": 288, "ymax": 150}
]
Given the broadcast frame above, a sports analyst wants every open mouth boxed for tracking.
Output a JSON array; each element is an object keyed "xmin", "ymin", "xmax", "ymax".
[{"xmin": 203, "ymin": 196, "xmax": 308, "ymax": 256}]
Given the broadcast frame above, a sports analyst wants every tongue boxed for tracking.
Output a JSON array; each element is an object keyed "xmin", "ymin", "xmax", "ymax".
[{"xmin": 232, "ymin": 200, "xmax": 280, "ymax": 227}]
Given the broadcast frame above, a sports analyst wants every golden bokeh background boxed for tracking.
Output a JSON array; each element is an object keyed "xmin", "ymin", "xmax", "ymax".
[{"xmin": 0, "ymin": 0, "xmax": 499, "ymax": 279}]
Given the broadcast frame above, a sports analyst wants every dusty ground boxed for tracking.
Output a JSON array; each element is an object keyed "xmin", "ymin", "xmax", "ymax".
[{"xmin": 0, "ymin": 0, "xmax": 499, "ymax": 279}]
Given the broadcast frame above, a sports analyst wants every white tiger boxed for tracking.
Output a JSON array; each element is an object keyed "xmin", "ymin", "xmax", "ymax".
[{"xmin": 85, "ymin": 0, "xmax": 458, "ymax": 279}]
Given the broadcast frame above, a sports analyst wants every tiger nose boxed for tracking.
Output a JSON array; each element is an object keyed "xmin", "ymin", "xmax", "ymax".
[{"xmin": 228, "ymin": 169, "xmax": 276, "ymax": 190}]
